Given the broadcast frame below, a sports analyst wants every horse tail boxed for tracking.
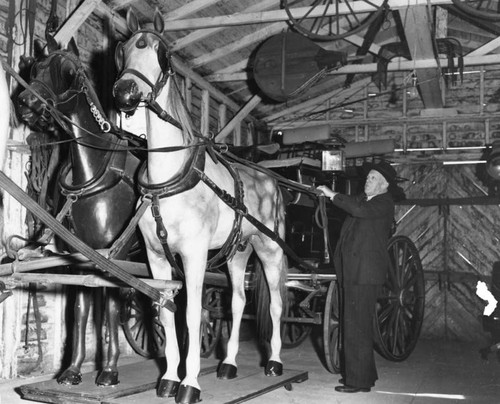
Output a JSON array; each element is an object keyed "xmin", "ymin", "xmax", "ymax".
[{"xmin": 254, "ymin": 253, "xmax": 288, "ymax": 344}]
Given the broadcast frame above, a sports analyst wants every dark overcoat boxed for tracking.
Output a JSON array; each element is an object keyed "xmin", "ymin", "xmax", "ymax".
[
  {"xmin": 330, "ymin": 191, "xmax": 395, "ymax": 388},
  {"xmin": 332, "ymin": 192, "xmax": 395, "ymax": 285}
]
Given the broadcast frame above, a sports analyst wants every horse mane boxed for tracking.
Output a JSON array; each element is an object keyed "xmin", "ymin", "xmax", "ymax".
[{"xmin": 165, "ymin": 75, "xmax": 196, "ymax": 145}]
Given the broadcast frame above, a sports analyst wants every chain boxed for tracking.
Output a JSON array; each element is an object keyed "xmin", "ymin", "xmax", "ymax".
[{"xmin": 82, "ymin": 84, "xmax": 111, "ymax": 133}]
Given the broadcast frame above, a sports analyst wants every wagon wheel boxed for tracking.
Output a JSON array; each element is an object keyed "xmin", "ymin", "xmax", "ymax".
[
  {"xmin": 323, "ymin": 280, "xmax": 341, "ymax": 373},
  {"xmin": 451, "ymin": 0, "xmax": 500, "ymax": 20},
  {"xmin": 283, "ymin": 0, "xmax": 389, "ymax": 41},
  {"xmin": 374, "ymin": 235, "xmax": 425, "ymax": 361},
  {"xmin": 200, "ymin": 286, "xmax": 224, "ymax": 358},
  {"xmin": 121, "ymin": 288, "xmax": 165, "ymax": 358},
  {"xmin": 281, "ymin": 288, "xmax": 313, "ymax": 349}
]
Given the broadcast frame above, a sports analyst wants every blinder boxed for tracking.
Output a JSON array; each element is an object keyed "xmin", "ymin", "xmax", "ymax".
[{"xmin": 114, "ymin": 41, "xmax": 124, "ymax": 74}]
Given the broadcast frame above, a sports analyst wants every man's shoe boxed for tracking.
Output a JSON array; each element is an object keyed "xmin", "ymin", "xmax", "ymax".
[{"xmin": 335, "ymin": 385, "xmax": 370, "ymax": 393}]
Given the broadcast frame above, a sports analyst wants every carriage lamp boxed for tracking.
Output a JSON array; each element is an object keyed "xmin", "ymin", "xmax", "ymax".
[
  {"xmin": 407, "ymin": 72, "xmax": 419, "ymax": 99},
  {"xmin": 321, "ymin": 149, "xmax": 345, "ymax": 172}
]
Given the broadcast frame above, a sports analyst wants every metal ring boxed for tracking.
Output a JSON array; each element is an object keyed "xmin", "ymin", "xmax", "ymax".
[{"xmin": 101, "ymin": 121, "xmax": 111, "ymax": 133}]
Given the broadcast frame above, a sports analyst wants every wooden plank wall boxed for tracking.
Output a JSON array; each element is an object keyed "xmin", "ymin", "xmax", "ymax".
[{"xmin": 394, "ymin": 163, "xmax": 498, "ymax": 343}]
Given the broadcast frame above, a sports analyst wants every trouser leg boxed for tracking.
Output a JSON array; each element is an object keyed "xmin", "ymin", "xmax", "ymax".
[{"xmin": 342, "ymin": 284, "xmax": 380, "ymax": 388}]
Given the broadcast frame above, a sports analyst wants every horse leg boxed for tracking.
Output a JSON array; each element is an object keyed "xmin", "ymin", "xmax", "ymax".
[
  {"xmin": 175, "ymin": 251, "xmax": 208, "ymax": 404},
  {"xmin": 146, "ymin": 251, "xmax": 180, "ymax": 398},
  {"xmin": 57, "ymin": 286, "xmax": 91, "ymax": 385},
  {"xmin": 96, "ymin": 288, "xmax": 120, "ymax": 386},
  {"xmin": 256, "ymin": 246, "xmax": 286, "ymax": 377},
  {"xmin": 217, "ymin": 247, "xmax": 252, "ymax": 379}
]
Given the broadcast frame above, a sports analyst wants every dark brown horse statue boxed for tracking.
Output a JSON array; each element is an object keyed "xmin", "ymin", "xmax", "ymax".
[{"xmin": 16, "ymin": 36, "xmax": 141, "ymax": 386}]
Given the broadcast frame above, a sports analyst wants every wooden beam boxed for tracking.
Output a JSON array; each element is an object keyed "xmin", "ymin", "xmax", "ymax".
[
  {"xmin": 54, "ymin": 0, "xmax": 101, "ymax": 46},
  {"xmin": 207, "ymin": 54, "xmax": 500, "ymax": 82},
  {"xmin": 263, "ymin": 78, "xmax": 372, "ymax": 123},
  {"xmin": 200, "ymin": 89, "xmax": 210, "ymax": 137},
  {"xmin": 216, "ymin": 95, "xmax": 261, "ymax": 142},
  {"xmin": 171, "ymin": 0, "xmax": 276, "ymax": 52},
  {"xmin": 191, "ymin": 22, "xmax": 283, "ymax": 68},
  {"xmin": 160, "ymin": 0, "xmax": 452, "ymax": 31},
  {"xmin": 403, "ymin": 6, "xmax": 443, "ymax": 108},
  {"xmin": 468, "ymin": 37, "xmax": 500, "ymax": 57},
  {"xmin": 164, "ymin": 0, "xmax": 220, "ymax": 21}
]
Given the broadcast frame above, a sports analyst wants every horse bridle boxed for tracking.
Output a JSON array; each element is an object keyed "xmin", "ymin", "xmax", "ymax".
[
  {"xmin": 113, "ymin": 30, "xmax": 185, "ymax": 130},
  {"xmin": 30, "ymin": 50, "xmax": 111, "ymax": 133},
  {"xmin": 114, "ymin": 30, "xmax": 172, "ymax": 101}
]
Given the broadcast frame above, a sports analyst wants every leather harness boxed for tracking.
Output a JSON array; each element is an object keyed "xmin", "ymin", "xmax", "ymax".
[{"xmin": 118, "ymin": 29, "xmax": 248, "ymax": 274}]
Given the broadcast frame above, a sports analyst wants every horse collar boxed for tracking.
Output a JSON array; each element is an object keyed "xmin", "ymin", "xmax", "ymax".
[{"xmin": 138, "ymin": 144, "xmax": 206, "ymax": 198}]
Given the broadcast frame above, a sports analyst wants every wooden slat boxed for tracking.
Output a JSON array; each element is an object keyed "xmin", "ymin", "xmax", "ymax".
[
  {"xmin": 191, "ymin": 22, "xmax": 283, "ymax": 68},
  {"xmin": 19, "ymin": 359, "xmax": 218, "ymax": 404},
  {"xmin": 171, "ymin": 0, "xmax": 276, "ymax": 52},
  {"xmin": 402, "ymin": 6, "xmax": 443, "ymax": 108},
  {"xmin": 164, "ymin": 0, "xmax": 220, "ymax": 21},
  {"xmin": 200, "ymin": 89, "xmax": 210, "ymax": 136},
  {"xmin": 54, "ymin": 0, "xmax": 101, "ymax": 46},
  {"xmin": 160, "ymin": 0, "xmax": 453, "ymax": 31},
  {"xmin": 216, "ymin": 95, "xmax": 261, "ymax": 142},
  {"xmin": 208, "ymin": 54, "xmax": 500, "ymax": 82}
]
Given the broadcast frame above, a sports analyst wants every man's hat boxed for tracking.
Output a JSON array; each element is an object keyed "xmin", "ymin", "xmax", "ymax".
[
  {"xmin": 363, "ymin": 160, "xmax": 406, "ymax": 201},
  {"xmin": 363, "ymin": 160, "xmax": 398, "ymax": 186}
]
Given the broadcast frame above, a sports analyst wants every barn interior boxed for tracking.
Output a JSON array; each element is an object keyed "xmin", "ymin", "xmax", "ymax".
[{"xmin": 1, "ymin": 0, "xmax": 500, "ymax": 403}]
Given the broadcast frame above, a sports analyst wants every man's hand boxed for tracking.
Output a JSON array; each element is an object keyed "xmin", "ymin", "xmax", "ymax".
[{"xmin": 317, "ymin": 185, "xmax": 337, "ymax": 200}]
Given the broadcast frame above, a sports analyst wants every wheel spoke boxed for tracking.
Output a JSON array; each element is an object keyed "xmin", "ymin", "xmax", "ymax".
[{"xmin": 283, "ymin": 0, "xmax": 387, "ymax": 40}]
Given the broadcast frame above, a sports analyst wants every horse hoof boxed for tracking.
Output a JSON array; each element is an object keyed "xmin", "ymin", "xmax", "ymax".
[
  {"xmin": 265, "ymin": 360, "xmax": 283, "ymax": 377},
  {"xmin": 157, "ymin": 379, "xmax": 180, "ymax": 397},
  {"xmin": 96, "ymin": 369, "xmax": 119, "ymax": 386},
  {"xmin": 57, "ymin": 369, "xmax": 82, "ymax": 385},
  {"xmin": 217, "ymin": 363, "xmax": 237, "ymax": 379},
  {"xmin": 175, "ymin": 384, "xmax": 201, "ymax": 404}
]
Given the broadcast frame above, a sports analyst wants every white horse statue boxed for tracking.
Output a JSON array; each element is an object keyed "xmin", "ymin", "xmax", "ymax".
[{"xmin": 112, "ymin": 9, "xmax": 288, "ymax": 404}]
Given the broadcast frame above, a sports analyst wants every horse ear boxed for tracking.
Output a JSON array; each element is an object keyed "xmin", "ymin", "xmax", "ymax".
[
  {"xmin": 67, "ymin": 38, "xmax": 80, "ymax": 57},
  {"xmin": 45, "ymin": 32, "xmax": 59, "ymax": 54},
  {"xmin": 126, "ymin": 8, "xmax": 140, "ymax": 33},
  {"xmin": 33, "ymin": 39, "xmax": 48, "ymax": 58},
  {"xmin": 153, "ymin": 9, "xmax": 164, "ymax": 34}
]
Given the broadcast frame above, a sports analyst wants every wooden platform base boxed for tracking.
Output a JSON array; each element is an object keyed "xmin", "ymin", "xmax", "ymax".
[
  {"xmin": 18, "ymin": 358, "xmax": 218, "ymax": 404},
  {"xmin": 104, "ymin": 366, "xmax": 308, "ymax": 404},
  {"xmin": 19, "ymin": 359, "xmax": 308, "ymax": 404}
]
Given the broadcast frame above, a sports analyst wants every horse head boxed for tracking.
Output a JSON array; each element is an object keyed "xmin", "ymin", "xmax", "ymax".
[
  {"xmin": 113, "ymin": 8, "xmax": 170, "ymax": 113},
  {"xmin": 17, "ymin": 35, "xmax": 83, "ymax": 130}
]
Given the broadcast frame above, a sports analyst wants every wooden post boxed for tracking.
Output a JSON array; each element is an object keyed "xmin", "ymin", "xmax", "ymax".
[
  {"xmin": 215, "ymin": 94, "xmax": 261, "ymax": 143},
  {"xmin": 201, "ymin": 89, "xmax": 210, "ymax": 137}
]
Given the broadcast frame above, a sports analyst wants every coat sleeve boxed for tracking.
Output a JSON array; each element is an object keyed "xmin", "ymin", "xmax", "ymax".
[{"xmin": 331, "ymin": 193, "xmax": 394, "ymax": 218}]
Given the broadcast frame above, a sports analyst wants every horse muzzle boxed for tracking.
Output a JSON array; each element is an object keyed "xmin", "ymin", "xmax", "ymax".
[
  {"xmin": 16, "ymin": 90, "xmax": 52, "ymax": 128},
  {"xmin": 112, "ymin": 79, "xmax": 142, "ymax": 113}
]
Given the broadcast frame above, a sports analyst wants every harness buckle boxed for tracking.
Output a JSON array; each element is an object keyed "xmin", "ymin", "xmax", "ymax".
[{"xmin": 151, "ymin": 198, "xmax": 161, "ymax": 219}]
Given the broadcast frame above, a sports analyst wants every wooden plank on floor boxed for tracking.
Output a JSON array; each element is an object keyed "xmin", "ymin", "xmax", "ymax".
[
  {"xmin": 103, "ymin": 366, "xmax": 308, "ymax": 404},
  {"xmin": 18, "ymin": 358, "xmax": 218, "ymax": 404}
]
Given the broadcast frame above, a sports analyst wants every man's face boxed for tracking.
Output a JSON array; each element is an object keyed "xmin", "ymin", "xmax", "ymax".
[{"xmin": 364, "ymin": 170, "xmax": 389, "ymax": 197}]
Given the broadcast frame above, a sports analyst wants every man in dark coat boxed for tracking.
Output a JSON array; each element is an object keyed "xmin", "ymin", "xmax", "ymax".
[{"xmin": 317, "ymin": 160, "xmax": 401, "ymax": 393}]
